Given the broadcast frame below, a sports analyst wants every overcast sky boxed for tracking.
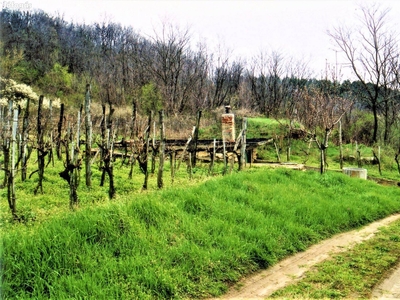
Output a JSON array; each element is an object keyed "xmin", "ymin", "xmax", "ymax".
[{"xmin": 7, "ymin": 0, "xmax": 400, "ymax": 80}]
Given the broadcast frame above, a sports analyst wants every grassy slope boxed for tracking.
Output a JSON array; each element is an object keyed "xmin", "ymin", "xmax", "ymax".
[{"xmin": 2, "ymin": 168, "xmax": 400, "ymax": 299}]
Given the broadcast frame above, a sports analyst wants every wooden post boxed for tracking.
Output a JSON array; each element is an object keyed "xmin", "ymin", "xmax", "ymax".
[
  {"xmin": 56, "ymin": 103, "xmax": 64, "ymax": 160},
  {"xmin": 84, "ymin": 84, "xmax": 92, "ymax": 187},
  {"xmin": 70, "ymin": 110, "xmax": 81, "ymax": 208},
  {"xmin": 287, "ymin": 126, "xmax": 292, "ymax": 162},
  {"xmin": 356, "ymin": 141, "xmax": 361, "ymax": 168},
  {"xmin": 142, "ymin": 112, "xmax": 152, "ymax": 190},
  {"xmin": 21, "ymin": 98, "xmax": 30, "ymax": 181},
  {"xmin": 170, "ymin": 151, "xmax": 175, "ymax": 184},
  {"xmin": 100, "ymin": 104, "xmax": 106, "ymax": 186},
  {"xmin": 239, "ymin": 117, "xmax": 247, "ymax": 170},
  {"xmin": 222, "ymin": 138, "xmax": 227, "ymax": 175},
  {"xmin": 34, "ymin": 95, "xmax": 45, "ymax": 195},
  {"xmin": 107, "ymin": 127, "xmax": 116, "ymax": 199},
  {"xmin": 76, "ymin": 108, "xmax": 81, "ymax": 150},
  {"xmin": 2, "ymin": 101, "xmax": 12, "ymax": 188},
  {"xmin": 191, "ymin": 110, "xmax": 202, "ymax": 167},
  {"xmin": 48, "ymin": 99, "xmax": 54, "ymax": 167},
  {"xmin": 157, "ymin": 110, "xmax": 165, "ymax": 189},
  {"xmin": 130, "ymin": 100, "xmax": 137, "ymax": 139},
  {"xmin": 208, "ymin": 138, "xmax": 216, "ymax": 175},
  {"xmin": 8, "ymin": 108, "xmax": 18, "ymax": 218}
]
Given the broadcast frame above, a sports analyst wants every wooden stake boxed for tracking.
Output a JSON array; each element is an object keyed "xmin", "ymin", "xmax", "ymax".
[
  {"xmin": 208, "ymin": 138, "xmax": 216, "ymax": 175},
  {"xmin": 239, "ymin": 117, "xmax": 247, "ymax": 170},
  {"xmin": 84, "ymin": 84, "xmax": 92, "ymax": 187},
  {"xmin": 142, "ymin": 112, "xmax": 152, "ymax": 190},
  {"xmin": 157, "ymin": 110, "xmax": 165, "ymax": 189},
  {"xmin": 21, "ymin": 98, "xmax": 30, "ymax": 181}
]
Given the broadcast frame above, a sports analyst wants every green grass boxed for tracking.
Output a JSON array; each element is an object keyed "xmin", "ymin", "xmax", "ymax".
[
  {"xmin": 246, "ymin": 117, "xmax": 284, "ymax": 139},
  {"xmin": 2, "ymin": 167, "xmax": 400, "ymax": 299},
  {"xmin": 271, "ymin": 219, "xmax": 400, "ymax": 299}
]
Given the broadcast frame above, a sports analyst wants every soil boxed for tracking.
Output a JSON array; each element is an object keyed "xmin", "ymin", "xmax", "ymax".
[{"xmin": 211, "ymin": 213, "xmax": 400, "ymax": 300}]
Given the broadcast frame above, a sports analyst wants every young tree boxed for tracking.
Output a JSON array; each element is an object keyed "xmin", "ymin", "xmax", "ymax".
[
  {"xmin": 328, "ymin": 3, "xmax": 397, "ymax": 144},
  {"xmin": 295, "ymin": 86, "xmax": 352, "ymax": 174}
]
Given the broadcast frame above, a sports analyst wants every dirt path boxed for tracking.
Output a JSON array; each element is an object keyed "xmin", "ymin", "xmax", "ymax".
[
  {"xmin": 372, "ymin": 264, "xmax": 400, "ymax": 299},
  {"xmin": 213, "ymin": 213, "xmax": 400, "ymax": 300}
]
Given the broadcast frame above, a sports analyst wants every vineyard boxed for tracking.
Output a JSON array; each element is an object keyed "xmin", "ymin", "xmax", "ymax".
[
  {"xmin": 2, "ymin": 3, "xmax": 400, "ymax": 298},
  {"xmin": 1, "ymin": 78, "xmax": 265, "ymax": 223}
]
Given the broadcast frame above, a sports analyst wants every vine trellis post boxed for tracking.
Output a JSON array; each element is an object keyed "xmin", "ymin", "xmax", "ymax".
[
  {"xmin": 84, "ymin": 84, "xmax": 92, "ymax": 187},
  {"xmin": 157, "ymin": 110, "xmax": 165, "ymax": 189},
  {"xmin": 7, "ymin": 108, "xmax": 18, "ymax": 219},
  {"xmin": 34, "ymin": 95, "xmax": 45, "ymax": 195},
  {"xmin": 21, "ymin": 98, "xmax": 30, "ymax": 181}
]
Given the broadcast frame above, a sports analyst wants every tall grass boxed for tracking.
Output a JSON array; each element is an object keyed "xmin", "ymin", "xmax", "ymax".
[{"xmin": 2, "ymin": 168, "xmax": 400, "ymax": 299}]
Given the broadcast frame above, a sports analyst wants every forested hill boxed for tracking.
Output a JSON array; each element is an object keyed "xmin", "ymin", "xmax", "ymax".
[{"xmin": 1, "ymin": 8, "xmax": 399, "ymax": 146}]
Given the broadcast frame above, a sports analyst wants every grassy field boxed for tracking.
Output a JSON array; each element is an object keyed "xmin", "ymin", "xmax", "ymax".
[
  {"xmin": 1, "ymin": 116, "xmax": 400, "ymax": 299},
  {"xmin": 2, "ymin": 165, "xmax": 400, "ymax": 299}
]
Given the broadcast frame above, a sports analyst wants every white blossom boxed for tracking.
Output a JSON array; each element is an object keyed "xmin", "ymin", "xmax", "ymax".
[{"xmin": 0, "ymin": 77, "xmax": 61, "ymax": 109}]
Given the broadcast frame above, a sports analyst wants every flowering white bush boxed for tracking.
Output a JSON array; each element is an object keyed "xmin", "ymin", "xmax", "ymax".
[{"xmin": 0, "ymin": 77, "xmax": 60, "ymax": 108}]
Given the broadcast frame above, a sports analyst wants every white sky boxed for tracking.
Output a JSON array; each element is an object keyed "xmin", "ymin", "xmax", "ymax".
[{"xmin": 6, "ymin": 0, "xmax": 400, "ymax": 80}]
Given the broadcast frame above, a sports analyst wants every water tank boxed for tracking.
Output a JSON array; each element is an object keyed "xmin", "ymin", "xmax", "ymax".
[
  {"xmin": 342, "ymin": 167, "xmax": 367, "ymax": 180},
  {"xmin": 222, "ymin": 106, "xmax": 235, "ymax": 142}
]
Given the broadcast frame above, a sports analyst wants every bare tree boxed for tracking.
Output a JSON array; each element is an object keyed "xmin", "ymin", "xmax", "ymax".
[
  {"xmin": 147, "ymin": 22, "xmax": 190, "ymax": 114},
  {"xmin": 248, "ymin": 50, "xmax": 287, "ymax": 117},
  {"xmin": 206, "ymin": 44, "xmax": 244, "ymax": 109},
  {"xmin": 296, "ymin": 86, "xmax": 352, "ymax": 174},
  {"xmin": 328, "ymin": 3, "xmax": 397, "ymax": 144}
]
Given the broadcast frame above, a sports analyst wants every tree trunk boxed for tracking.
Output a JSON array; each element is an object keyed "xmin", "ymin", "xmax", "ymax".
[
  {"xmin": 372, "ymin": 103, "xmax": 378, "ymax": 144},
  {"xmin": 320, "ymin": 129, "xmax": 331, "ymax": 174},
  {"xmin": 372, "ymin": 148, "xmax": 382, "ymax": 176},
  {"xmin": 339, "ymin": 120, "xmax": 343, "ymax": 169}
]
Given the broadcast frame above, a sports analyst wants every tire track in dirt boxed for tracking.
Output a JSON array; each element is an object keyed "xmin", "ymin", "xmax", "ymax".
[
  {"xmin": 212, "ymin": 213, "xmax": 400, "ymax": 300},
  {"xmin": 372, "ymin": 263, "xmax": 400, "ymax": 299}
]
